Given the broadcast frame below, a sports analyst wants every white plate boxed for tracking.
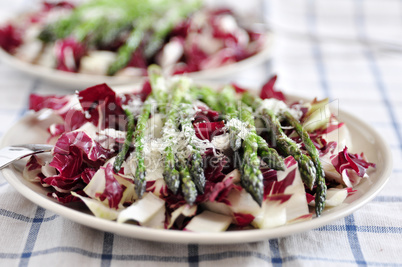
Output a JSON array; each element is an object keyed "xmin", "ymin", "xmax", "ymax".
[
  {"xmin": 0, "ymin": 94, "xmax": 392, "ymax": 244},
  {"xmin": 0, "ymin": 33, "xmax": 273, "ymax": 88}
]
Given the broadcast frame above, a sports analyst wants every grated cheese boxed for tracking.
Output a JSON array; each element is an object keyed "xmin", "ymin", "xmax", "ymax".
[
  {"xmin": 257, "ymin": 98, "xmax": 302, "ymax": 119},
  {"xmin": 226, "ymin": 118, "xmax": 251, "ymax": 140}
]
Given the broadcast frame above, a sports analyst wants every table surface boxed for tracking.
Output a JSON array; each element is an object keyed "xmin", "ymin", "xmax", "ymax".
[{"xmin": 1, "ymin": 0, "xmax": 402, "ymax": 266}]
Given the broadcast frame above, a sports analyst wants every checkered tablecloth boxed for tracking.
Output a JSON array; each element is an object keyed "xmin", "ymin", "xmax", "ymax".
[{"xmin": 1, "ymin": 0, "xmax": 402, "ymax": 266}]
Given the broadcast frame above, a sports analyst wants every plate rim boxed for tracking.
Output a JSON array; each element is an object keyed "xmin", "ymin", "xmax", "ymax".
[{"xmin": 0, "ymin": 94, "xmax": 393, "ymax": 244}]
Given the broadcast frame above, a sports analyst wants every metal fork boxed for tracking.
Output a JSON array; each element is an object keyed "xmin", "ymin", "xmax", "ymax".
[{"xmin": 0, "ymin": 144, "xmax": 53, "ymax": 170}]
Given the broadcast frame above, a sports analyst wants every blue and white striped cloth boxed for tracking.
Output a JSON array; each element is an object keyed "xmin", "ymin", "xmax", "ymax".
[{"xmin": 1, "ymin": 0, "xmax": 402, "ymax": 266}]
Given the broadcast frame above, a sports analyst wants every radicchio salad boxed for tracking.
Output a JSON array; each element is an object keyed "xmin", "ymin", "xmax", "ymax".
[
  {"xmin": 23, "ymin": 66, "xmax": 375, "ymax": 232},
  {"xmin": 0, "ymin": 0, "xmax": 267, "ymax": 78}
]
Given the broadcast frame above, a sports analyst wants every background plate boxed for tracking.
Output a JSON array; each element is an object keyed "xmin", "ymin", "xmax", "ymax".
[{"xmin": 0, "ymin": 33, "xmax": 273, "ymax": 88}]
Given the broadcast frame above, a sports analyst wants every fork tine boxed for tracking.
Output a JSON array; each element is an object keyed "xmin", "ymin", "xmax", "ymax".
[{"xmin": 10, "ymin": 144, "xmax": 53, "ymax": 152}]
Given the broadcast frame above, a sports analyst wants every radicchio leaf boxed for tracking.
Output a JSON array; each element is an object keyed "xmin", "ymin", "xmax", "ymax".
[
  {"xmin": 203, "ymin": 176, "xmax": 242, "ymax": 205},
  {"xmin": 194, "ymin": 106, "xmax": 220, "ymax": 122},
  {"xmin": 46, "ymin": 109, "xmax": 89, "ymax": 141},
  {"xmin": 132, "ymin": 80, "xmax": 152, "ymax": 102},
  {"xmin": 29, "ymin": 93, "xmax": 88, "ymax": 139},
  {"xmin": 209, "ymin": 9, "xmax": 237, "ymax": 44},
  {"xmin": 42, "ymin": 173, "xmax": 83, "ymax": 192},
  {"xmin": 95, "ymin": 163, "xmax": 125, "ymax": 209},
  {"xmin": 313, "ymin": 122, "xmax": 345, "ymax": 136},
  {"xmin": 78, "ymin": 83, "xmax": 126, "ymax": 129},
  {"xmin": 61, "ymin": 109, "xmax": 88, "ymax": 132},
  {"xmin": 171, "ymin": 19, "xmax": 191, "ymax": 38},
  {"xmin": 54, "ymin": 37, "xmax": 86, "ymax": 72},
  {"xmin": 50, "ymin": 146, "xmax": 83, "ymax": 178},
  {"xmin": 233, "ymin": 213, "xmax": 255, "ymax": 227},
  {"xmin": 231, "ymin": 83, "xmax": 247, "ymax": 94},
  {"xmin": 201, "ymin": 48, "xmax": 237, "ymax": 69},
  {"xmin": 331, "ymin": 147, "xmax": 376, "ymax": 178},
  {"xmin": 45, "ymin": 130, "xmax": 109, "ymax": 193},
  {"xmin": 162, "ymin": 191, "xmax": 187, "ymax": 211},
  {"xmin": 23, "ymin": 155, "xmax": 44, "ymax": 183},
  {"xmin": 260, "ymin": 75, "xmax": 286, "ymax": 101},
  {"xmin": 261, "ymin": 168, "xmax": 277, "ymax": 185},
  {"xmin": 42, "ymin": 1, "xmax": 75, "ymax": 11},
  {"xmin": 305, "ymin": 192, "xmax": 315, "ymax": 203},
  {"xmin": 29, "ymin": 94, "xmax": 72, "ymax": 116},
  {"xmin": 0, "ymin": 24, "xmax": 22, "ymax": 53},
  {"xmin": 300, "ymin": 134, "xmax": 338, "ymax": 157},
  {"xmin": 146, "ymin": 179, "xmax": 169, "ymax": 197},
  {"xmin": 203, "ymin": 150, "xmax": 228, "ymax": 183},
  {"xmin": 173, "ymin": 43, "xmax": 208, "ymax": 74},
  {"xmin": 264, "ymin": 168, "xmax": 296, "ymax": 201},
  {"xmin": 52, "ymin": 131, "xmax": 109, "ymax": 163},
  {"xmin": 81, "ymin": 168, "xmax": 97, "ymax": 184},
  {"xmin": 194, "ymin": 121, "xmax": 225, "ymax": 141},
  {"xmin": 262, "ymin": 157, "xmax": 302, "ymax": 203},
  {"xmin": 127, "ymin": 45, "xmax": 147, "ymax": 69},
  {"xmin": 49, "ymin": 190, "xmax": 83, "ymax": 204},
  {"xmin": 48, "ymin": 124, "xmax": 66, "ymax": 141}
]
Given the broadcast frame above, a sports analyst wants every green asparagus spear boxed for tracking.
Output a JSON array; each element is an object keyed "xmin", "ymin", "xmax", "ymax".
[
  {"xmin": 115, "ymin": 66, "xmax": 167, "ymax": 197},
  {"xmin": 190, "ymin": 86, "xmax": 221, "ymax": 112},
  {"xmin": 256, "ymin": 135, "xmax": 285, "ymax": 171},
  {"xmin": 133, "ymin": 98, "xmax": 154, "ymax": 197},
  {"xmin": 261, "ymin": 108, "xmax": 316, "ymax": 190},
  {"xmin": 178, "ymin": 161, "xmax": 197, "ymax": 205},
  {"xmin": 180, "ymin": 103, "xmax": 206, "ymax": 194},
  {"xmin": 164, "ymin": 148, "xmax": 180, "ymax": 194},
  {"xmin": 219, "ymin": 85, "xmax": 238, "ymax": 120},
  {"xmin": 239, "ymin": 105, "xmax": 264, "ymax": 205},
  {"xmin": 38, "ymin": 0, "xmax": 201, "ymax": 76},
  {"xmin": 189, "ymin": 151, "xmax": 205, "ymax": 194},
  {"xmin": 85, "ymin": 15, "xmax": 134, "ymax": 48},
  {"xmin": 38, "ymin": 0, "xmax": 151, "ymax": 43},
  {"xmin": 218, "ymin": 85, "xmax": 242, "ymax": 151},
  {"xmin": 107, "ymin": 18, "xmax": 151, "ymax": 76},
  {"xmin": 241, "ymin": 92, "xmax": 317, "ymax": 189},
  {"xmin": 240, "ymin": 102, "xmax": 285, "ymax": 171},
  {"xmin": 144, "ymin": 0, "xmax": 201, "ymax": 58},
  {"xmin": 73, "ymin": 17, "xmax": 105, "ymax": 43},
  {"xmin": 163, "ymin": 78, "xmax": 204, "ymax": 203},
  {"xmin": 38, "ymin": 14, "xmax": 81, "ymax": 42},
  {"xmin": 240, "ymin": 92, "xmax": 259, "ymax": 109},
  {"xmin": 217, "ymin": 89, "xmax": 280, "ymax": 205},
  {"xmin": 148, "ymin": 65, "xmax": 168, "ymax": 114},
  {"xmin": 108, "ymin": 0, "xmax": 201, "ymax": 74},
  {"xmin": 113, "ymin": 109, "xmax": 135, "ymax": 173},
  {"xmin": 283, "ymin": 111, "xmax": 327, "ymax": 216},
  {"xmin": 162, "ymin": 78, "xmax": 191, "ymax": 194}
]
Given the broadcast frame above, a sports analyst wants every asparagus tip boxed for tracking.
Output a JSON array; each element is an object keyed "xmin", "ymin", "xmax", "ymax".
[{"xmin": 135, "ymin": 170, "xmax": 147, "ymax": 198}]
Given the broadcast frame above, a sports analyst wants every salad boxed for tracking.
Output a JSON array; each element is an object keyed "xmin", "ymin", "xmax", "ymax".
[
  {"xmin": 0, "ymin": 0, "xmax": 267, "ymax": 77},
  {"xmin": 23, "ymin": 65, "xmax": 375, "ymax": 232}
]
